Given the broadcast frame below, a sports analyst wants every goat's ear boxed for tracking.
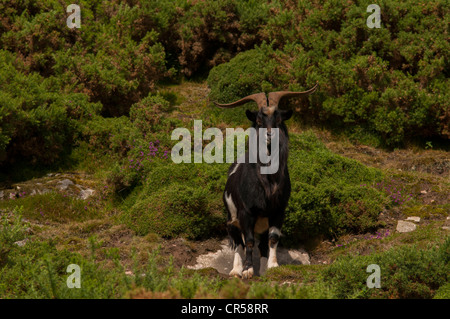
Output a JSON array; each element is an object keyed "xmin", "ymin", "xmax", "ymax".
[
  {"xmin": 246, "ymin": 110, "xmax": 257, "ymax": 122},
  {"xmin": 280, "ymin": 109, "xmax": 293, "ymax": 122}
]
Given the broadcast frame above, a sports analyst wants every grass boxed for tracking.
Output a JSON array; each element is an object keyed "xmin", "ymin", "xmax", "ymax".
[
  {"xmin": 0, "ymin": 192, "xmax": 103, "ymax": 223},
  {"xmin": 1, "ymin": 187, "xmax": 447, "ymax": 299}
]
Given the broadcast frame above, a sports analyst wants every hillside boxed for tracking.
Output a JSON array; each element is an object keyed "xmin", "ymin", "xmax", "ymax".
[{"xmin": 0, "ymin": 1, "xmax": 448, "ymax": 299}]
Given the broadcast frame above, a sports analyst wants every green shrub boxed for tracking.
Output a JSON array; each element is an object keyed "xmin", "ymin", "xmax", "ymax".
[
  {"xmin": 0, "ymin": 240, "xmax": 130, "ymax": 298},
  {"xmin": 121, "ymin": 162, "xmax": 227, "ymax": 239},
  {"xmin": 0, "ymin": 50, "xmax": 102, "ymax": 166},
  {"xmin": 0, "ymin": 206, "xmax": 29, "ymax": 248},
  {"xmin": 283, "ymin": 132, "xmax": 385, "ymax": 243},
  {"xmin": 129, "ymin": 94, "xmax": 172, "ymax": 136},
  {"xmin": 324, "ymin": 237, "xmax": 449, "ymax": 298},
  {"xmin": 207, "ymin": 0, "xmax": 449, "ymax": 146},
  {"xmin": 0, "ymin": 192, "xmax": 102, "ymax": 223}
]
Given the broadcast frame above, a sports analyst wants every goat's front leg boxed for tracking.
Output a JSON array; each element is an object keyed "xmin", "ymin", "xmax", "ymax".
[{"xmin": 242, "ymin": 218, "xmax": 255, "ymax": 279}]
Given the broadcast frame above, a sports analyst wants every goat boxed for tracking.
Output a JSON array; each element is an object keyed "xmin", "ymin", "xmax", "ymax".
[{"xmin": 214, "ymin": 84, "xmax": 318, "ymax": 279}]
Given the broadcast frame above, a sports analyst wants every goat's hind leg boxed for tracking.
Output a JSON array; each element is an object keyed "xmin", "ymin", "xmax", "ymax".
[{"xmin": 258, "ymin": 231, "xmax": 269, "ymax": 276}]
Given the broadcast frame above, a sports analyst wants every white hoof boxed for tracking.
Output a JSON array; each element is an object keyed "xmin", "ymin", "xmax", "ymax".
[
  {"xmin": 229, "ymin": 268, "xmax": 243, "ymax": 278},
  {"xmin": 267, "ymin": 258, "xmax": 279, "ymax": 269},
  {"xmin": 242, "ymin": 267, "xmax": 254, "ymax": 279}
]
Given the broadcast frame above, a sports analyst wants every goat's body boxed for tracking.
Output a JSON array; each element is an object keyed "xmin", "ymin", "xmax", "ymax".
[
  {"xmin": 224, "ymin": 130, "xmax": 291, "ymax": 278},
  {"xmin": 215, "ymin": 83, "xmax": 317, "ymax": 278}
]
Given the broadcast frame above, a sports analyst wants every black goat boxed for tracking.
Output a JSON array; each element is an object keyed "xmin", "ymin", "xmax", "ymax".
[{"xmin": 214, "ymin": 84, "xmax": 318, "ymax": 278}]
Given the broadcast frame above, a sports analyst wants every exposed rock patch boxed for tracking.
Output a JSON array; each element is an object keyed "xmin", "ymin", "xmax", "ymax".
[
  {"xmin": 396, "ymin": 220, "xmax": 417, "ymax": 233},
  {"xmin": 0, "ymin": 172, "xmax": 97, "ymax": 202},
  {"xmin": 188, "ymin": 239, "xmax": 310, "ymax": 276}
]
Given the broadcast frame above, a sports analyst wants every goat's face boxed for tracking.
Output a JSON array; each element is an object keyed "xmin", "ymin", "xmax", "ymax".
[{"xmin": 245, "ymin": 109, "xmax": 293, "ymax": 146}]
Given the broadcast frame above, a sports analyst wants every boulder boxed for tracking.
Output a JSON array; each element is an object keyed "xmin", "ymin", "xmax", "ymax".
[{"xmin": 396, "ymin": 220, "xmax": 417, "ymax": 233}]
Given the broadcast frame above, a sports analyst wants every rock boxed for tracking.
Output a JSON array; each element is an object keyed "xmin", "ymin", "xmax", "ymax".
[
  {"xmin": 188, "ymin": 239, "xmax": 310, "ymax": 276},
  {"xmin": 442, "ymin": 226, "xmax": 450, "ymax": 231},
  {"xmin": 0, "ymin": 190, "xmax": 3, "ymax": 200},
  {"xmin": 14, "ymin": 238, "xmax": 29, "ymax": 247},
  {"xmin": 38, "ymin": 188, "xmax": 50, "ymax": 195},
  {"xmin": 406, "ymin": 216, "xmax": 421, "ymax": 223},
  {"xmin": 420, "ymin": 190, "xmax": 427, "ymax": 194},
  {"xmin": 396, "ymin": 220, "xmax": 417, "ymax": 233},
  {"xmin": 79, "ymin": 188, "xmax": 95, "ymax": 200},
  {"xmin": 57, "ymin": 179, "xmax": 74, "ymax": 190}
]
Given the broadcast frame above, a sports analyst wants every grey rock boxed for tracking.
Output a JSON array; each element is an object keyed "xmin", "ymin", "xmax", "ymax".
[
  {"xmin": 406, "ymin": 216, "xmax": 421, "ymax": 223},
  {"xmin": 57, "ymin": 179, "xmax": 74, "ymax": 190},
  {"xmin": 79, "ymin": 188, "xmax": 95, "ymax": 200},
  {"xmin": 396, "ymin": 220, "xmax": 417, "ymax": 233},
  {"xmin": 14, "ymin": 238, "xmax": 29, "ymax": 247},
  {"xmin": 188, "ymin": 239, "xmax": 310, "ymax": 276}
]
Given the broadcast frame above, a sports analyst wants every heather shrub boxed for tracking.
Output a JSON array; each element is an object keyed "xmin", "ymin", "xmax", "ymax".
[
  {"xmin": 129, "ymin": 94, "xmax": 172, "ymax": 136},
  {"xmin": 324, "ymin": 237, "xmax": 449, "ymax": 298},
  {"xmin": 124, "ymin": 182, "xmax": 224, "ymax": 239},
  {"xmin": 283, "ymin": 132, "xmax": 385, "ymax": 243},
  {"xmin": 119, "ymin": 160, "xmax": 227, "ymax": 239},
  {"xmin": 207, "ymin": 0, "xmax": 449, "ymax": 146},
  {"xmin": 0, "ymin": 240, "xmax": 130, "ymax": 298}
]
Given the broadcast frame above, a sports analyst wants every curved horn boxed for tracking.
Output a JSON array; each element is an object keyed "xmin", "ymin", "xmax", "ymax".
[
  {"xmin": 213, "ymin": 92, "xmax": 267, "ymax": 109},
  {"xmin": 267, "ymin": 82, "xmax": 318, "ymax": 108}
]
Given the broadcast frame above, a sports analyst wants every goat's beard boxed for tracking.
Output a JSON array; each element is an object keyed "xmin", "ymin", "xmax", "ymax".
[{"xmin": 258, "ymin": 129, "xmax": 280, "ymax": 174}]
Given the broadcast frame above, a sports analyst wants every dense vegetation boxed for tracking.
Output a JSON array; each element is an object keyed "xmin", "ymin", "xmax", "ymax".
[
  {"xmin": 1, "ymin": 0, "xmax": 448, "ymax": 168},
  {"xmin": 0, "ymin": 1, "xmax": 448, "ymax": 299}
]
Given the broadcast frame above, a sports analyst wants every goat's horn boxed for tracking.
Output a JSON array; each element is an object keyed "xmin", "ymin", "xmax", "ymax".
[
  {"xmin": 267, "ymin": 83, "xmax": 318, "ymax": 108},
  {"xmin": 213, "ymin": 92, "xmax": 267, "ymax": 109}
]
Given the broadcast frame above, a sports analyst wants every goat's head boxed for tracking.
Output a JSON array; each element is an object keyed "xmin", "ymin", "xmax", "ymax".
[{"xmin": 214, "ymin": 83, "xmax": 318, "ymax": 144}]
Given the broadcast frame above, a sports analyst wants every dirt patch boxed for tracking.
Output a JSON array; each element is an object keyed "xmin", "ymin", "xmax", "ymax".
[{"xmin": 159, "ymin": 237, "xmax": 224, "ymax": 268}]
